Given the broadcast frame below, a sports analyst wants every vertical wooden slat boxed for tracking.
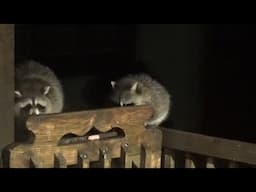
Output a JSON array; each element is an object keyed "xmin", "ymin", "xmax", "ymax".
[
  {"xmin": 228, "ymin": 161, "xmax": 239, "ymax": 168},
  {"xmin": 120, "ymin": 144, "xmax": 139, "ymax": 168},
  {"xmin": 0, "ymin": 24, "xmax": 15, "ymax": 152},
  {"xmin": 163, "ymin": 154, "xmax": 175, "ymax": 168},
  {"xmin": 185, "ymin": 154, "xmax": 196, "ymax": 168},
  {"xmin": 141, "ymin": 144, "xmax": 161, "ymax": 168},
  {"xmin": 78, "ymin": 151, "xmax": 90, "ymax": 168},
  {"xmin": 54, "ymin": 153, "xmax": 67, "ymax": 168},
  {"xmin": 99, "ymin": 148, "xmax": 111, "ymax": 168},
  {"xmin": 120, "ymin": 144, "xmax": 131, "ymax": 168},
  {"xmin": 153, "ymin": 148, "xmax": 162, "ymax": 168},
  {"xmin": 206, "ymin": 157, "xmax": 215, "ymax": 168},
  {"xmin": 140, "ymin": 144, "xmax": 152, "ymax": 168},
  {"xmin": 140, "ymin": 144, "xmax": 147, "ymax": 168}
]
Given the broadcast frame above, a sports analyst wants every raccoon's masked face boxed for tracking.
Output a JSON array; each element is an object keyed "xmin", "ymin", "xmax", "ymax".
[
  {"xmin": 110, "ymin": 81, "xmax": 145, "ymax": 106},
  {"xmin": 15, "ymin": 86, "xmax": 52, "ymax": 117}
]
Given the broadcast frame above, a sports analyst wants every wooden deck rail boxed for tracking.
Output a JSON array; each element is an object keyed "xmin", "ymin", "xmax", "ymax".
[
  {"xmin": 3, "ymin": 105, "xmax": 162, "ymax": 168},
  {"xmin": 161, "ymin": 128, "xmax": 256, "ymax": 168},
  {"xmin": 2, "ymin": 107, "xmax": 256, "ymax": 168}
]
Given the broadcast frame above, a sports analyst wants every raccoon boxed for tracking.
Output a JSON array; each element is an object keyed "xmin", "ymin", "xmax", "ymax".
[
  {"xmin": 15, "ymin": 60, "xmax": 64, "ymax": 141},
  {"xmin": 110, "ymin": 73, "xmax": 171, "ymax": 128},
  {"xmin": 15, "ymin": 60, "xmax": 64, "ymax": 116}
]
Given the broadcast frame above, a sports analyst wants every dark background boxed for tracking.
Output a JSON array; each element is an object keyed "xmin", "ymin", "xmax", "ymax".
[{"xmin": 15, "ymin": 24, "xmax": 254, "ymax": 143}]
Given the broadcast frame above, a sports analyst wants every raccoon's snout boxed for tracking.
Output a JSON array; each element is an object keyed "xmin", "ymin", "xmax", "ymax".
[
  {"xmin": 29, "ymin": 108, "xmax": 40, "ymax": 115},
  {"xmin": 119, "ymin": 101, "xmax": 134, "ymax": 107}
]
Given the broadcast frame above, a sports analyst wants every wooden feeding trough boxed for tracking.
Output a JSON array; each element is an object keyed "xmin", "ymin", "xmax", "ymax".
[{"xmin": 5, "ymin": 105, "xmax": 162, "ymax": 168}]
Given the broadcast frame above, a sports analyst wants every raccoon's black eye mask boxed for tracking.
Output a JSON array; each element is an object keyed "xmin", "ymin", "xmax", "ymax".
[{"xmin": 22, "ymin": 104, "xmax": 32, "ymax": 113}]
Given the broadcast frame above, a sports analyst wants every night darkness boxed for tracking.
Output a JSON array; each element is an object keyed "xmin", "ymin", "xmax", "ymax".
[{"xmin": 15, "ymin": 24, "xmax": 254, "ymax": 143}]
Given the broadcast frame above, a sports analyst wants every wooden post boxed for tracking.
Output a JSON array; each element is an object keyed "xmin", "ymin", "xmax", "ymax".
[{"xmin": 0, "ymin": 24, "xmax": 15, "ymax": 153}]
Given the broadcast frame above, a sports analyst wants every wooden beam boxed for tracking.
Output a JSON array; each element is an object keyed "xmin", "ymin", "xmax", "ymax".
[{"xmin": 0, "ymin": 24, "xmax": 15, "ymax": 152}]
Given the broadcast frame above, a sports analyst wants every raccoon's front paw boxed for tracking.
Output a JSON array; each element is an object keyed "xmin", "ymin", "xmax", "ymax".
[
  {"xmin": 144, "ymin": 120, "xmax": 149, "ymax": 127},
  {"xmin": 144, "ymin": 121, "xmax": 158, "ymax": 129}
]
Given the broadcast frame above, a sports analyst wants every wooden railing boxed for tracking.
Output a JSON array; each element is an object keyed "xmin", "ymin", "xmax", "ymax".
[
  {"xmin": 2, "ymin": 105, "xmax": 256, "ymax": 168},
  {"xmin": 3, "ymin": 106, "xmax": 162, "ymax": 168},
  {"xmin": 160, "ymin": 128, "xmax": 256, "ymax": 168}
]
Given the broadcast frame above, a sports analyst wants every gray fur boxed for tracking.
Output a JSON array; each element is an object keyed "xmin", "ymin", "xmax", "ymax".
[
  {"xmin": 110, "ymin": 73, "xmax": 171, "ymax": 128},
  {"xmin": 15, "ymin": 60, "xmax": 64, "ymax": 118}
]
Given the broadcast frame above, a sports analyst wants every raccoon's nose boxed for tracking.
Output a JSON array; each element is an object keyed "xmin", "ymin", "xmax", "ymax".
[
  {"xmin": 34, "ymin": 108, "xmax": 40, "ymax": 115},
  {"xmin": 29, "ymin": 108, "xmax": 40, "ymax": 115}
]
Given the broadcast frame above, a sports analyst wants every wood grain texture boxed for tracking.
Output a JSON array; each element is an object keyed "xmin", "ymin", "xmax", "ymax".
[{"xmin": 8, "ymin": 105, "xmax": 163, "ymax": 168}]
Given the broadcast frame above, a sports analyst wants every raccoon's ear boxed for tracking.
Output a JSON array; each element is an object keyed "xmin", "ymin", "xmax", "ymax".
[
  {"xmin": 43, "ymin": 86, "xmax": 51, "ymax": 95},
  {"xmin": 131, "ymin": 82, "xmax": 142, "ymax": 94},
  {"xmin": 15, "ymin": 90, "xmax": 22, "ymax": 98},
  {"xmin": 131, "ymin": 82, "xmax": 138, "ymax": 92},
  {"xmin": 111, "ymin": 81, "xmax": 116, "ymax": 88}
]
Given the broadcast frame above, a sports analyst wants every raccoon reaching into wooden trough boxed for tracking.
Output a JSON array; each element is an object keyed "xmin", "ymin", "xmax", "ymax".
[{"xmin": 110, "ymin": 73, "xmax": 172, "ymax": 128}]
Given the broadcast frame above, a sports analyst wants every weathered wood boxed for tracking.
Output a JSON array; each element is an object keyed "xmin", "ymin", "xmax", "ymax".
[
  {"xmin": 206, "ymin": 157, "xmax": 215, "ymax": 168},
  {"xmin": 185, "ymin": 154, "xmax": 196, "ymax": 168},
  {"xmin": 8, "ymin": 105, "xmax": 164, "ymax": 168},
  {"xmin": 120, "ymin": 144, "xmax": 140, "ymax": 168},
  {"xmin": 161, "ymin": 128, "xmax": 256, "ymax": 165},
  {"xmin": 140, "ymin": 144, "xmax": 162, "ymax": 168},
  {"xmin": 162, "ymin": 154, "xmax": 175, "ymax": 168},
  {"xmin": 30, "ymin": 155, "xmax": 45, "ymax": 168},
  {"xmin": 0, "ymin": 24, "xmax": 15, "ymax": 152},
  {"xmin": 161, "ymin": 149, "xmax": 176, "ymax": 168},
  {"xmin": 140, "ymin": 144, "xmax": 154, "ymax": 168},
  {"xmin": 78, "ymin": 151, "xmax": 90, "ymax": 168},
  {"xmin": 185, "ymin": 159, "xmax": 195, "ymax": 168},
  {"xmin": 26, "ymin": 105, "xmax": 153, "ymax": 144},
  {"xmin": 99, "ymin": 148, "xmax": 111, "ymax": 168},
  {"xmin": 54, "ymin": 153, "xmax": 67, "ymax": 168},
  {"xmin": 140, "ymin": 128, "xmax": 162, "ymax": 168}
]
